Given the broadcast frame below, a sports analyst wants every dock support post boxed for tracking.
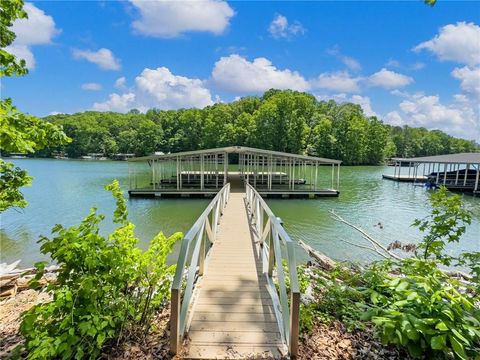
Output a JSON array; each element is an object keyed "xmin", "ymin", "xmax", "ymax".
[
  {"xmin": 152, "ymin": 160, "xmax": 156, "ymax": 190},
  {"xmin": 443, "ymin": 163, "xmax": 448, "ymax": 185},
  {"xmin": 200, "ymin": 155, "xmax": 204, "ymax": 190},
  {"xmin": 176, "ymin": 157, "xmax": 180, "ymax": 191},
  {"xmin": 337, "ymin": 164, "xmax": 340, "ymax": 190},
  {"xmin": 331, "ymin": 164, "xmax": 334, "ymax": 189},
  {"xmin": 475, "ymin": 167, "xmax": 479, "ymax": 192},
  {"xmin": 455, "ymin": 164, "xmax": 460, "ymax": 185},
  {"xmin": 464, "ymin": 164, "xmax": 469, "ymax": 186},
  {"xmin": 224, "ymin": 152, "xmax": 228, "ymax": 185}
]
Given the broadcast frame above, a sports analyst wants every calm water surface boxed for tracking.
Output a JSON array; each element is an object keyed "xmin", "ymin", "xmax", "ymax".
[{"xmin": 1, "ymin": 159, "xmax": 479, "ymax": 267}]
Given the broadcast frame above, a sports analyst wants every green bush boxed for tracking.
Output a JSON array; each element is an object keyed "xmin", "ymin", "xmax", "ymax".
[
  {"xmin": 300, "ymin": 188, "xmax": 480, "ymax": 359},
  {"xmin": 361, "ymin": 259, "xmax": 480, "ymax": 359},
  {"xmin": 19, "ymin": 180, "xmax": 182, "ymax": 359}
]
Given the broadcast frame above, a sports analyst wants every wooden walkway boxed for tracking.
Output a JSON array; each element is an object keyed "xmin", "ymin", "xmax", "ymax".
[{"xmin": 185, "ymin": 190, "xmax": 286, "ymax": 359}]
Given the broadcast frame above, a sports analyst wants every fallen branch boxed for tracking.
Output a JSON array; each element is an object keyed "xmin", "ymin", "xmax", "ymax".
[
  {"xmin": 299, "ymin": 239, "xmax": 336, "ymax": 270},
  {"xmin": 336, "ymin": 238, "xmax": 391, "ymax": 260},
  {"xmin": 330, "ymin": 210, "xmax": 402, "ymax": 260}
]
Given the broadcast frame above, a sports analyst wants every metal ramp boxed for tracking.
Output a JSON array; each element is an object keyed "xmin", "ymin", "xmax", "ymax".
[{"xmin": 170, "ymin": 180, "xmax": 300, "ymax": 359}]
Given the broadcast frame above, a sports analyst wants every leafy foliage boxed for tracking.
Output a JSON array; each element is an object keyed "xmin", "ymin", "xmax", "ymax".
[
  {"xmin": 0, "ymin": 99, "xmax": 70, "ymax": 154},
  {"xmin": 0, "ymin": 0, "xmax": 28, "ymax": 77},
  {"xmin": 361, "ymin": 259, "xmax": 479, "ymax": 359},
  {"xmin": 0, "ymin": 0, "xmax": 70, "ymax": 213},
  {"xmin": 20, "ymin": 180, "xmax": 182, "ymax": 359},
  {"xmin": 300, "ymin": 188, "xmax": 480, "ymax": 359},
  {"xmin": 413, "ymin": 187, "xmax": 472, "ymax": 264},
  {"xmin": 0, "ymin": 160, "xmax": 32, "ymax": 211}
]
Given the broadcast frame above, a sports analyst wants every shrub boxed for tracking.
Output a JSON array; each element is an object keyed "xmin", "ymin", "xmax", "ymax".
[
  {"xmin": 361, "ymin": 259, "xmax": 480, "ymax": 359},
  {"xmin": 19, "ymin": 180, "xmax": 182, "ymax": 359}
]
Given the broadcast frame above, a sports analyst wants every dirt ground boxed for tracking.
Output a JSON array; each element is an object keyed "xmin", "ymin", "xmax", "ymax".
[
  {"xmin": 298, "ymin": 321, "xmax": 411, "ymax": 360},
  {"xmin": 0, "ymin": 289, "xmax": 51, "ymax": 357}
]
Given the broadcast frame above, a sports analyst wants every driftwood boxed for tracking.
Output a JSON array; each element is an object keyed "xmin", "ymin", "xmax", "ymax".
[
  {"xmin": 299, "ymin": 239, "xmax": 336, "ymax": 271},
  {"xmin": 0, "ymin": 262, "xmax": 59, "ymax": 299}
]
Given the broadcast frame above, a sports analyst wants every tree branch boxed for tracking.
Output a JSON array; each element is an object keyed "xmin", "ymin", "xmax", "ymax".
[{"xmin": 330, "ymin": 210, "xmax": 402, "ymax": 260}]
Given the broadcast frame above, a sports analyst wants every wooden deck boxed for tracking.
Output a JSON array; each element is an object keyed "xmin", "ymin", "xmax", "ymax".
[{"xmin": 185, "ymin": 191, "xmax": 286, "ymax": 359}]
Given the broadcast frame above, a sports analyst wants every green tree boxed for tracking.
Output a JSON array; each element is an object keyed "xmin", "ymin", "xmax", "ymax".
[{"xmin": 0, "ymin": 0, "xmax": 70, "ymax": 212}]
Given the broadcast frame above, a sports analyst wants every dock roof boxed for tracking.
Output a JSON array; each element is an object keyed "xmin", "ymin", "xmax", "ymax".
[
  {"xmin": 392, "ymin": 153, "xmax": 480, "ymax": 164},
  {"xmin": 130, "ymin": 146, "xmax": 342, "ymax": 164}
]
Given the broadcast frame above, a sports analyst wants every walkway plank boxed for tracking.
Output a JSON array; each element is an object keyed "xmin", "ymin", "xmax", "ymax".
[{"xmin": 185, "ymin": 192, "xmax": 285, "ymax": 359}]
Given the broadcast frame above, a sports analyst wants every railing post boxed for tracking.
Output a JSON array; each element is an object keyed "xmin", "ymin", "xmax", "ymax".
[
  {"xmin": 199, "ymin": 232, "xmax": 205, "ymax": 276},
  {"xmin": 170, "ymin": 288, "xmax": 180, "ymax": 354},
  {"xmin": 289, "ymin": 291, "xmax": 300, "ymax": 358},
  {"xmin": 268, "ymin": 227, "xmax": 275, "ymax": 277}
]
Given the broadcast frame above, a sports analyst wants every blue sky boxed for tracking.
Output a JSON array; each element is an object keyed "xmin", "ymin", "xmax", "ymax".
[{"xmin": 3, "ymin": 1, "xmax": 480, "ymax": 140}]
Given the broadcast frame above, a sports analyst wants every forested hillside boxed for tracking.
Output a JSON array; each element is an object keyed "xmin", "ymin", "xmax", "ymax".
[{"xmin": 43, "ymin": 90, "xmax": 478, "ymax": 165}]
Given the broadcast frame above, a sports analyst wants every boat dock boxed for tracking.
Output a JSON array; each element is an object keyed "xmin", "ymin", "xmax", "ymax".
[
  {"xmin": 383, "ymin": 153, "xmax": 480, "ymax": 193},
  {"xmin": 127, "ymin": 146, "xmax": 340, "ymax": 198},
  {"xmin": 382, "ymin": 174, "xmax": 428, "ymax": 183},
  {"xmin": 170, "ymin": 178, "xmax": 299, "ymax": 358}
]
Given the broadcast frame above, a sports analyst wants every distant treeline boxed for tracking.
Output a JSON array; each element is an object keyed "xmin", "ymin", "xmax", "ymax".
[{"xmin": 42, "ymin": 90, "xmax": 478, "ymax": 165}]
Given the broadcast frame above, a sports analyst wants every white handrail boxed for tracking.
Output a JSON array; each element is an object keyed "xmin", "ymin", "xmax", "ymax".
[
  {"xmin": 245, "ymin": 183, "xmax": 300, "ymax": 358},
  {"xmin": 170, "ymin": 183, "xmax": 230, "ymax": 354}
]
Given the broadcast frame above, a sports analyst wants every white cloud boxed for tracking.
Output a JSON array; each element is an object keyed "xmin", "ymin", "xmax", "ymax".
[
  {"xmin": 349, "ymin": 95, "xmax": 378, "ymax": 117},
  {"xmin": 130, "ymin": 0, "xmax": 234, "ymax": 38},
  {"xmin": 212, "ymin": 54, "xmax": 309, "ymax": 93},
  {"xmin": 385, "ymin": 111, "xmax": 404, "ymax": 126},
  {"xmin": 5, "ymin": 45, "xmax": 35, "ymax": 68},
  {"xmin": 115, "ymin": 76, "xmax": 127, "ymax": 89},
  {"xmin": 311, "ymin": 71, "xmax": 362, "ymax": 93},
  {"xmin": 94, "ymin": 93, "xmax": 136, "ymax": 112},
  {"xmin": 72, "ymin": 48, "xmax": 121, "ymax": 71},
  {"xmin": 268, "ymin": 14, "xmax": 305, "ymax": 39},
  {"xmin": 414, "ymin": 22, "xmax": 480, "ymax": 66},
  {"xmin": 368, "ymin": 68, "xmax": 413, "ymax": 89},
  {"xmin": 81, "ymin": 82, "xmax": 102, "ymax": 91},
  {"xmin": 94, "ymin": 67, "xmax": 213, "ymax": 112},
  {"xmin": 5, "ymin": 2, "xmax": 60, "ymax": 69},
  {"xmin": 135, "ymin": 67, "xmax": 213, "ymax": 108},
  {"xmin": 451, "ymin": 66, "xmax": 480, "ymax": 100},
  {"xmin": 386, "ymin": 93, "xmax": 479, "ymax": 140},
  {"xmin": 327, "ymin": 47, "xmax": 361, "ymax": 71}
]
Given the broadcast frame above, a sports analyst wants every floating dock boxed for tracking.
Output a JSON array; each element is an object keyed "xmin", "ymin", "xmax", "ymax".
[
  {"xmin": 128, "ymin": 146, "xmax": 341, "ymax": 198},
  {"xmin": 382, "ymin": 174, "xmax": 428, "ymax": 183}
]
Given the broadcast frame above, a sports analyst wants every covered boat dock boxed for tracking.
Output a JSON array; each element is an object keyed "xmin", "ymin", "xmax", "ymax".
[
  {"xmin": 128, "ymin": 146, "xmax": 341, "ymax": 198},
  {"xmin": 383, "ymin": 153, "xmax": 480, "ymax": 194}
]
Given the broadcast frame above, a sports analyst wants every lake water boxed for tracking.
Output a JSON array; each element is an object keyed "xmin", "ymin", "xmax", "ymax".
[{"xmin": 1, "ymin": 159, "xmax": 479, "ymax": 268}]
